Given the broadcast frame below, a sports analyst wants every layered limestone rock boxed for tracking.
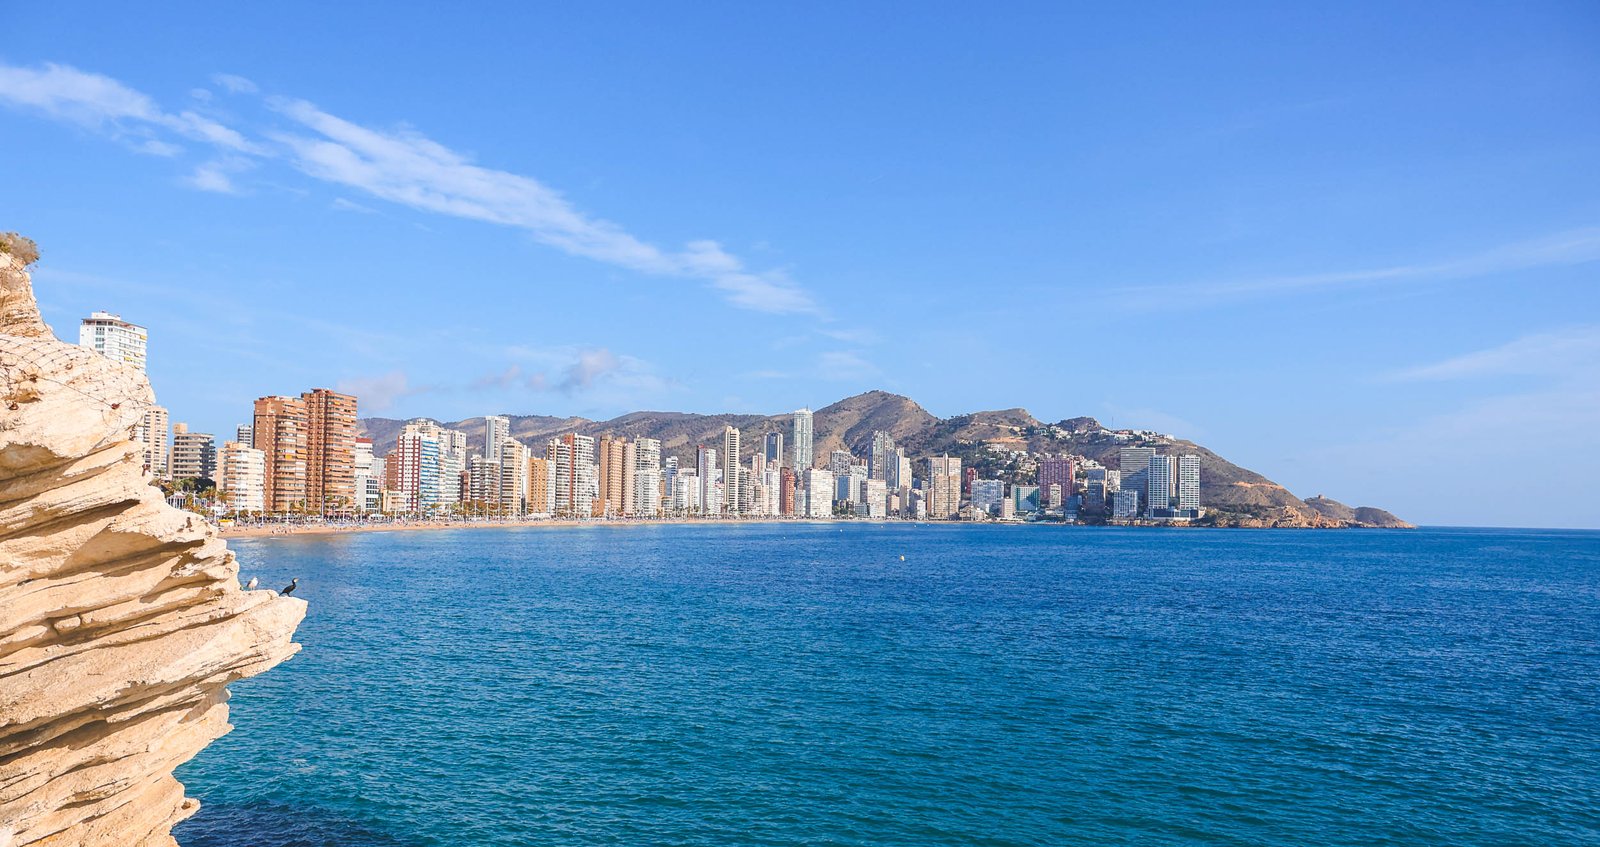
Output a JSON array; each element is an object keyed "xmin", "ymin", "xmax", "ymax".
[{"xmin": 0, "ymin": 234, "xmax": 305, "ymax": 847}]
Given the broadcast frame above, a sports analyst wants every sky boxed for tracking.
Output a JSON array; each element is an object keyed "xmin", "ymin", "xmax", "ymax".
[{"xmin": 2, "ymin": 2, "xmax": 1598, "ymax": 528}]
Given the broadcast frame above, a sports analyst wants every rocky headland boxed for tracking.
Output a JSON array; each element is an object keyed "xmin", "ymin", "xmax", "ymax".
[{"xmin": 0, "ymin": 234, "xmax": 305, "ymax": 847}]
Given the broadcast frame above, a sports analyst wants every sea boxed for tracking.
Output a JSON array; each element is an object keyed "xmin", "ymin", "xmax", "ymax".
[{"xmin": 173, "ymin": 523, "xmax": 1600, "ymax": 846}]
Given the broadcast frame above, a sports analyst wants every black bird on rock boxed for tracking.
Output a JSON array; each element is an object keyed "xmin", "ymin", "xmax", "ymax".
[{"xmin": 280, "ymin": 578, "xmax": 300, "ymax": 596}]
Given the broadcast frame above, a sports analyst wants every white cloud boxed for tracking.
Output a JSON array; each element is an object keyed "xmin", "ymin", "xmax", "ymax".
[
  {"xmin": 267, "ymin": 97, "xmax": 817, "ymax": 314},
  {"xmin": 2, "ymin": 59, "xmax": 819, "ymax": 315},
  {"xmin": 1386, "ymin": 325, "xmax": 1600, "ymax": 382},
  {"xmin": 186, "ymin": 162, "xmax": 238, "ymax": 194},
  {"xmin": 212, "ymin": 73, "xmax": 259, "ymax": 94},
  {"xmin": 0, "ymin": 61, "xmax": 266, "ymax": 158}
]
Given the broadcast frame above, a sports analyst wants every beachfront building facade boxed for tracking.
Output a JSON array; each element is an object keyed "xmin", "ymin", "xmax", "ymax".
[{"xmin": 78, "ymin": 310, "xmax": 147, "ymax": 372}]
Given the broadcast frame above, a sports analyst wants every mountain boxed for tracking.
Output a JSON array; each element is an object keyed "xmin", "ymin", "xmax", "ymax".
[
  {"xmin": 1303, "ymin": 496, "xmax": 1415, "ymax": 529},
  {"xmin": 358, "ymin": 390, "xmax": 1406, "ymax": 528}
]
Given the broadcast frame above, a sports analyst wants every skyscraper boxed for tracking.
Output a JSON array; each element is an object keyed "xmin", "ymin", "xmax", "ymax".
[
  {"xmin": 869, "ymin": 431, "xmax": 896, "ymax": 481},
  {"xmin": 78, "ymin": 311, "xmax": 147, "ymax": 371},
  {"xmin": 302, "ymin": 388, "xmax": 357, "ymax": 513},
  {"xmin": 722, "ymin": 425, "xmax": 742, "ymax": 515},
  {"xmin": 1147, "ymin": 454, "xmax": 1176, "ymax": 514},
  {"xmin": 1177, "ymin": 454, "xmax": 1201, "ymax": 512},
  {"xmin": 133, "ymin": 404, "xmax": 170, "ymax": 479},
  {"xmin": 928, "ymin": 455, "xmax": 962, "ymax": 520},
  {"xmin": 634, "ymin": 437, "xmax": 662, "ymax": 518},
  {"xmin": 499, "ymin": 438, "xmax": 530, "ymax": 515},
  {"xmin": 253, "ymin": 396, "xmax": 307, "ymax": 512},
  {"xmin": 697, "ymin": 445, "xmax": 719, "ymax": 516},
  {"xmin": 547, "ymin": 434, "xmax": 596, "ymax": 517},
  {"xmin": 791, "ymin": 408, "xmax": 813, "ymax": 470},
  {"xmin": 598, "ymin": 435, "xmax": 626, "ymax": 517},
  {"xmin": 764, "ymin": 431, "xmax": 784, "ymax": 468},
  {"xmin": 391, "ymin": 419, "xmax": 442, "ymax": 512},
  {"xmin": 353, "ymin": 438, "xmax": 381, "ymax": 513},
  {"xmin": 1119, "ymin": 447, "xmax": 1155, "ymax": 499},
  {"xmin": 483, "ymin": 415, "xmax": 510, "ymax": 465}
]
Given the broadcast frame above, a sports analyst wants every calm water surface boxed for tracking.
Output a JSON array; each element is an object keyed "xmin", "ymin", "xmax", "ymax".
[{"xmin": 175, "ymin": 523, "xmax": 1600, "ymax": 846}]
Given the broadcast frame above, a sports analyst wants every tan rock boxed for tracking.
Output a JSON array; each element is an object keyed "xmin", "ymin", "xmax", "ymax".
[{"xmin": 0, "ymin": 238, "xmax": 305, "ymax": 846}]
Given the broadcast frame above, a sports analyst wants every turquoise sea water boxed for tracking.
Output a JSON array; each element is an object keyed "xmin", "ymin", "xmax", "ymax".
[{"xmin": 174, "ymin": 524, "xmax": 1600, "ymax": 846}]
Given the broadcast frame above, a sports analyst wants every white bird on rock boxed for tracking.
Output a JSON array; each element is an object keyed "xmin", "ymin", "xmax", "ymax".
[{"xmin": 244, "ymin": 577, "xmax": 259, "ymax": 590}]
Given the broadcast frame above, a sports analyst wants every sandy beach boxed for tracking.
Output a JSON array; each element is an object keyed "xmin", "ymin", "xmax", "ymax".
[{"xmin": 217, "ymin": 516, "xmax": 815, "ymax": 538}]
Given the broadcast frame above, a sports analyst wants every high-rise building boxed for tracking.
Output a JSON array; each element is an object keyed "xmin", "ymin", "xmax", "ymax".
[
  {"xmin": 235, "ymin": 423, "xmax": 252, "ymax": 446},
  {"xmin": 353, "ymin": 438, "xmax": 382, "ymax": 513},
  {"xmin": 1037, "ymin": 455, "xmax": 1075, "ymax": 507},
  {"xmin": 829, "ymin": 449, "xmax": 854, "ymax": 475},
  {"xmin": 869, "ymin": 431, "xmax": 896, "ymax": 481},
  {"xmin": 928, "ymin": 455, "xmax": 962, "ymax": 519},
  {"xmin": 527, "ymin": 456, "xmax": 554, "ymax": 515},
  {"xmin": 1147, "ymin": 455, "xmax": 1176, "ymax": 514},
  {"xmin": 253, "ymin": 396, "xmax": 307, "ymax": 512},
  {"xmin": 697, "ymin": 445, "xmax": 719, "ymax": 516},
  {"xmin": 169, "ymin": 423, "xmax": 216, "ymax": 482},
  {"xmin": 133, "ymin": 404, "xmax": 170, "ymax": 479},
  {"xmin": 499, "ymin": 438, "xmax": 530, "ymax": 515},
  {"xmin": 764, "ymin": 431, "xmax": 785, "ymax": 468},
  {"xmin": 1118, "ymin": 447, "xmax": 1155, "ymax": 500},
  {"xmin": 78, "ymin": 311, "xmax": 147, "ymax": 371},
  {"xmin": 862, "ymin": 478, "xmax": 888, "ymax": 517},
  {"xmin": 621, "ymin": 439, "xmax": 638, "ymax": 516},
  {"xmin": 302, "ymin": 388, "xmax": 358, "ymax": 513},
  {"xmin": 216, "ymin": 440, "xmax": 266, "ymax": 513},
  {"xmin": 598, "ymin": 435, "xmax": 627, "ymax": 517},
  {"xmin": 483, "ymin": 415, "xmax": 510, "ymax": 465},
  {"xmin": 1177, "ymin": 455, "xmax": 1201, "ymax": 512},
  {"xmin": 546, "ymin": 434, "xmax": 596, "ymax": 517},
  {"xmin": 386, "ymin": 419, "xmax": 465, "ymax": 512},
  {"xmin": 972, "ymin": 479, "xmax": 1004, "ymax": 515},
  {"xmin": 779, "ymin": 466, "xmax": 797, "ymax": 515},
  {"xmin": 803, "ymin": 468, "xmax": 834, "ymax": 518},
  {"xmin": 634, "ymin": 438, "xmax": 661, "ymax": 518},
  {"xmin": 1013, "ymin": 485, "xmax": 1042, "ymax": 514},
  {"xmin": 791, "ymin": 409, "xmax": 814, "ymax": 470},
  {"xmin": 722, "ymin": 426, "xmax": 742, "ymax": 515},
  {"xmin": 468, "ymin": 456, "xmax": 498, "ymax": 505},
  {"xmin": 1111, "ymin": 488, "xmax": 1141, "ymax": 520}
]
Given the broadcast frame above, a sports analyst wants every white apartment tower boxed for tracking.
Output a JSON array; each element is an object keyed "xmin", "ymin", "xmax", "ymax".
[
  {"xmin": 483, "ymin": 415, "xmax": 511, "ymax": 465},
  {"xmin": 791, "ymin": 409, "xmax": 814, "ymax": 470},
  {"xmin": 1147, "ymin": 454, "xmax": 1177, "ymax": 513},
  {"xmin": 78, "ymin": 311, "xmax": 147, "ymax": 372},
  {"xmin": 1177, "ymin": 454, "xmax": 1201, "ymax": 511},
  {"xmin": 722, "ymin": 425, "xmax": 742, "ymax": 515},
  {"xmin": 634, "ymin": 437, "xmax": 662, "ymax": 518},
  {"xmin": 216, "ymin": 440, "xmax": 266, "ymax": 513}
]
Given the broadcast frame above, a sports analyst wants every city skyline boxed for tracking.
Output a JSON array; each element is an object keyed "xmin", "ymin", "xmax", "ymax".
[{"xmin": 3, "ymin": 3, "xmax": 1599, "ymax": 528}]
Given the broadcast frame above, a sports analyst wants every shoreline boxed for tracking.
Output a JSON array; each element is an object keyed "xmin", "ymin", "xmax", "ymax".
[{"xmin": 217, "ymin": 516, "xmax": 1408, "ymax": 538}]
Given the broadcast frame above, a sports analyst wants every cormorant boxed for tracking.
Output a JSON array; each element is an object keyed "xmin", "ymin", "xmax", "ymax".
[{"xmin": 280, "ymin": 578, "xmax": 299, "ymax": 596}]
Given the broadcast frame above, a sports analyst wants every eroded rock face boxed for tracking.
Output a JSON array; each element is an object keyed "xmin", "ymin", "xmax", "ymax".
[{"xmin": 0, "ymin": 238, "xmax": 305, "ymax": 847}]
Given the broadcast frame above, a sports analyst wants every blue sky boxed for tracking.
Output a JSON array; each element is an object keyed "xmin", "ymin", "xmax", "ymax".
[{"xmin": 3, "ymin": 2, "xmax": 1598, "ymax": 527}]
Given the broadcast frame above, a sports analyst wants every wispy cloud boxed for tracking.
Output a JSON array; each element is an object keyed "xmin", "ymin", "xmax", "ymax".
[
  {"xmin": 212, "ymin": 73, "xmax": 259, "ymax": 95},
  {"xmin": 1386, "ymin": 326, "xmax": 1600, "ymax": 382},
  {"xmin": 1114, "ymin": 227, "xmax": 1600, "ymax": 304},
  {"xmin": 0, "ymin": 59, "xmax": 818, "ymax": 315},
  {"xmin": 266, "ymin": 98, "xmax": 815, "ymax": 314}
]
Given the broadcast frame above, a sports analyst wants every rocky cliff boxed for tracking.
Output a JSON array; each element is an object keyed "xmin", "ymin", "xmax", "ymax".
[{"xmin": 0, "ymin": 234, "xmax": 305, "ymax": 847}]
